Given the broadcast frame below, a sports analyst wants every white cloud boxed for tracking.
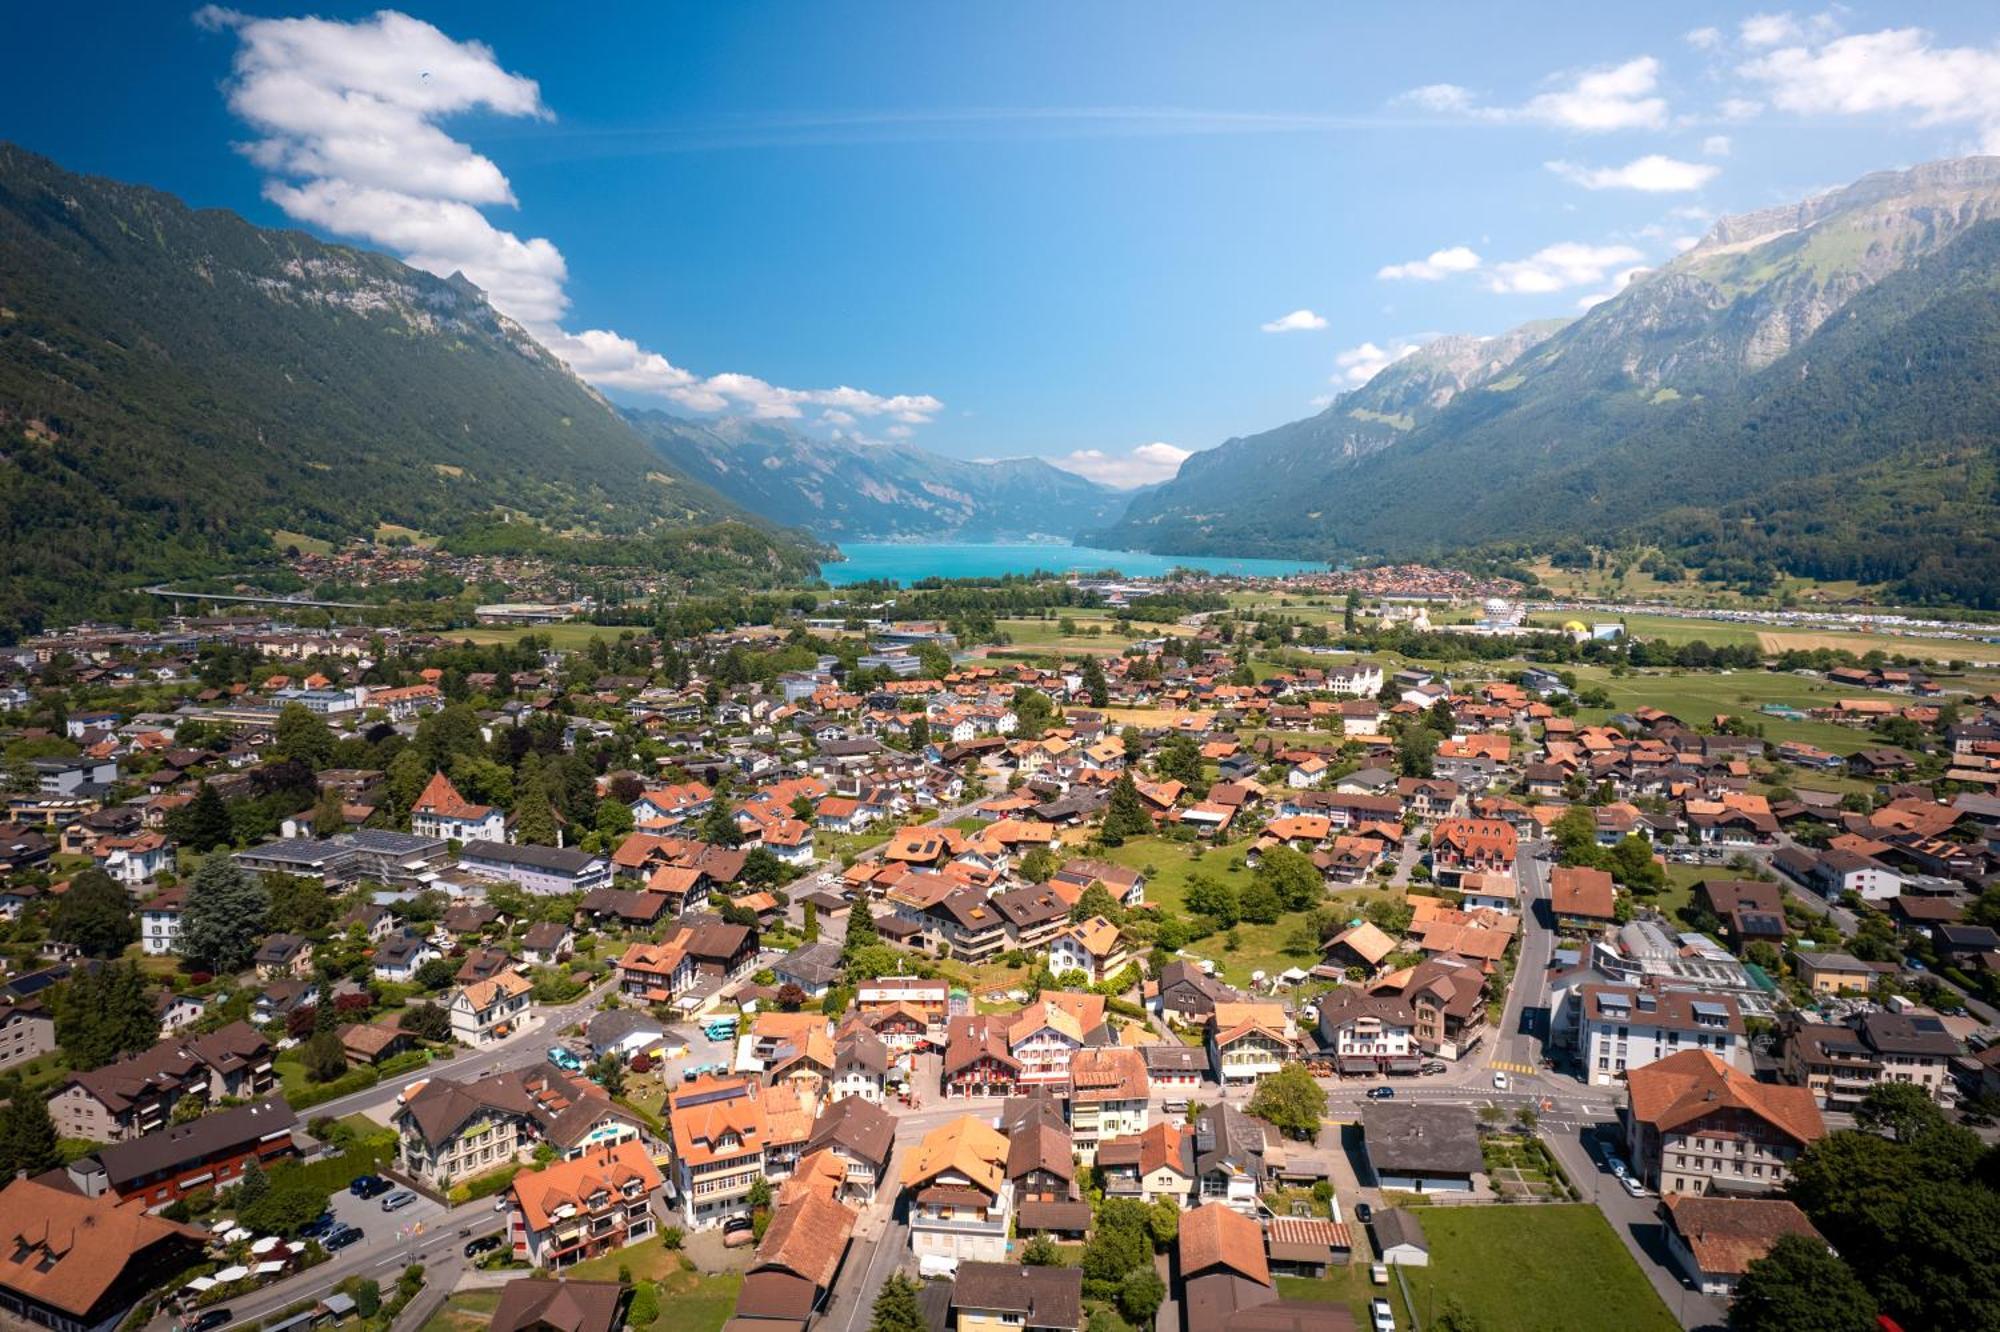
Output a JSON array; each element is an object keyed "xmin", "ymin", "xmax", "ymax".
[
  {"xmin": 1307, "ymin": 393, "xmax": 1336, "ymax": 410},
  {"xmin": 1397, "ymin": 56, "xmax": 1668, "ymax": 131},
  {"xmin": 1260, "ymin": 308, "xmax": 1329, "ymax": 333},
  {"xmin": 1701, "ymin": 134, "xmax": 1732, "ymax": 156},
  {"xmin": 1333, "ymin": 339, "xmax": 1423, "ymax": 387},
  {"xmin": 1740, "ymin": 25, "xmax": 2000, "ymax": 151},
  {"xmin": 1686, "ymin": 27, "xmax": 1724, "ymax": 53},
  {"xmin": 1048, "ymin": 442, "xmax": 1192, "ymax": 489},
  {"xmin": 1575, "ymin": 266, "xmax": 1651, "ymax": 310},
  {"xmin": 199, "ymin": 7, "xmax": 939, "ymax": 428},
  {"xmin": 1547, "ymin": 154, "xmax": 1720, "ymax": 192},
  {"xmin": 1716, "ymin": 97, "xmax": 1765, "ymax": 120},
  {"xmin": 1740, "ymin": 12, "xmax": 1842, "ymax": 50},
  {"xmin": 1740, "ymin": 13, "xmax": 1804, "ymax": 48},
  {"xmin": 1487, "ymin": 241, "xmax": 1647, "ymax": 294},
  {"xmin": 1672, "ymin": 235, "xmax": 1701, "ymax": 252},
  {"xmin": 1399, "ymin": 83, "xmax": 1477, "ymax": 113},
  {"xmin": 1376, "ymin": 246, "xmax": 1482, "ymax": 281}
]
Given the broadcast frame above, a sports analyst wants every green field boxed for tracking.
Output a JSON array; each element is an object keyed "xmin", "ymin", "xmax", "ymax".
[
  {"xmin": 994, "ymin": 616, "xmax": 1143, "ymax": 652},
  {"xmin": 452, "ymin": 622, "xmax": 652, "ymax": 649},
  {"xmin": 1395, "ymin": 1204, "xmax": 1679, "ymax": 1332},
  {"xmin": 1566, "ymin": 665, "xmax": 1893, "ymax": 756}
]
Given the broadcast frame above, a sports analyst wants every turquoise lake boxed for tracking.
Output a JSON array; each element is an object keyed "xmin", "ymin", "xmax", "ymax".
[{"xmin": 820, "ymin": 541, "xmax": 1326, "ymax": 586}]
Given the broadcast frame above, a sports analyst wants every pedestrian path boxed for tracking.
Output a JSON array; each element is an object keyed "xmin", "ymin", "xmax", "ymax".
[{"xmin": 1490, "ymin": 1059, "xmax": 1540, "ymax": 1076}]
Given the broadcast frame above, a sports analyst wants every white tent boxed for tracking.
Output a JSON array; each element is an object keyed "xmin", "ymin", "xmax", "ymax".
[{"xmin": 214, "ymin": 1265, "xmax": 251, "ymax": 1283}]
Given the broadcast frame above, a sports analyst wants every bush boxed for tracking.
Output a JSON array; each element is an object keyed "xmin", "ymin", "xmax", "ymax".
[
  {"xmin": 350, "ymin": 1279, "xmax": 381, "ymax": 1319},
  {"xmin": 660, "ymin": 1226, "xmax": 684, "ymax": 1251},
  {"xmin": 628, "ymin": 1281, "xmax": 661, "ymax": 1328}
]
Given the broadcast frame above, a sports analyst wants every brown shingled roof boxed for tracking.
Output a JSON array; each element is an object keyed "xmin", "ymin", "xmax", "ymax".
[{"xmin": 1180, "ymin": 1200, "xmax": 1271, "ymax": 1284}]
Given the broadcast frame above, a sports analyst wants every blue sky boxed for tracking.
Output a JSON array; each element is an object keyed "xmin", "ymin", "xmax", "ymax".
[{"xmin": 8, "ymin": 4, "xmax": 2000, "ymax": 485}]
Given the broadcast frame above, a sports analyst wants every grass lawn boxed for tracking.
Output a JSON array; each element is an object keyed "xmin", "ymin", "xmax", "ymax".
[
  {"xmin": 1395, "ymin": 1205, "xmax": 1678, "ymax": 1332},
  {"xmin": 419, "ymin": 1288, "xmax": 500, "ymax": 1332},
  {"xmin": 566, "ymin": 1240, "xmax": 743, "ymax": 1332},
  {"xmin": 270, "ymin": 528, "xmax": 336, "ymax": 556},
  {"xmin": 1565, "ymin": 665, "xmax": 1895, "ymax": 755},
  {"xmin": 994, "ymin": 616, "xmax": 1141, "ymax": 652},
  {"xmin": 451, "ymin": 622, "xmax": 651, "ymax": 650}
]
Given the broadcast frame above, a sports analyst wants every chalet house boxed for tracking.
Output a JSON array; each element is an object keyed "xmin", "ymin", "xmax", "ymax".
[
  {"xmin": 1662, "ymin": 1196, "xmax": 1828, "ymax": 1298},
  {"xmin": 616, "ymin": 928, "xmax": 696, "ymax": 1000},
  {"xmin": 668, "ymin": 1076, "xmax": 770, "ymax": 1229},
  {"xmin": 1625, "ymin": 1050, "xmax": 1826, "ymax": 1197},
  {"xmin": 942, "ymin": 1015, "xmax": 1021, "ymax": 1099},
  {"xmin": 1099, "ymin": 1121, "xmax": 1194, "ymax": 1205},
  {"xmin": 506, "ymin": 1140, "xmax": 664, "ymax": 1270},
  {"xmin": 1191, "ymin": 1102, "xmax": 1268, "ymax": 1215},
  {"xmin": 904, "ymin": 1115, "xmax": 1014, "ymax": 1268},
  {"xmin": 1154, "ymin": 959, "xmax": 1240, "ymax": 1025},
  {"xmin": 1315, "ymin": 987, "xmax": 1421, "ymax": 1076},
  {"xmin": 0, "ymin": 1178, "xmax": 207, "ymax": 1332},
  {"xmin": 1067, "ymin": 1045, "xmax": 1150, "ymax": 1164},
  {"xmin": 1047, "ymin": 915, "xmax": 1134, "ymax": 984},
  {"xmin": 51, "ymin": 1022, "xmax": 275, "ymax": 1143},
  {"xmin": 1208, "ymin": 1001, "xmax": 1295, "ymax": 1086},
  {"xmin": 1549, "ymin": 866, "xmax": 1619, "ymax": 930},
  {"xmin": 252, "ymin": 932, "xmax": 314, "ymax": 980},
  {"xmin": 397, "ymin": 1067, "xmax": 644, "ymax": 1192},
  {"xmin": 372, "ymin": 929, "xmax": 441, "ymax": 984},
  {"xmin": 1429, "ymin": 818, "xmax": 1517, "ymax": 886},
  {"xmin": 805, "ymin": 1093, "xmax": 895, "ymax": 1204},
  {"xmin": 449, "ymin": 969, "xmax": 534, "ymax": 1046}
]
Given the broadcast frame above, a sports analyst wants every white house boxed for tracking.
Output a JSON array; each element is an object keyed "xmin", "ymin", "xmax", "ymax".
[
  {"xmin": 450, "ymin": 970, "xmax": 534, "ymax": 1046},
  {"xmin": 140, "ymin": 885, "xmax": 186, "ymax": 956}
]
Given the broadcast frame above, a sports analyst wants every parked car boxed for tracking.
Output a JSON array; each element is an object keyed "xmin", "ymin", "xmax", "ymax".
[
  {"xmin": 323, "ymin": 1226, "xmax": 364, "ymax": 1251},
  {"xmin": 1419, "ymin": 1061, "xmax": 1447, "ymax": 1076},
  {"xmin": 349, "ymin": 1174, "xmax": 391, "ymax": 1199},
  {"xmin": 1365, "ymin": 1086, "xmax": 1396, "ymax": 1100},
  {"xmin": 1371, "ymin": 1296, "xmax": 1396, "ymax": 1330},
  {"xmin": 547, "ymin": 1047, "xmax": 583, "ymax": 1073},
  {"xmin": 381, "ymin": 1189, "xmax": 418, "ymax": 1212},
  {"xmin": 464, "ymin": 1233, "xmax": 504, "ymax": 1258},
  {"xmin": 299, "ymin": 1212, "xmax": 336, "ymax": 1239},
  {"xmin": 187, "ymin": 1310, "xmax": 234, "ymax": 1332},
  {"xmin": 1620, "ymin": 1174, "xmax": 1650, "ymax": 1198},
  {"xmin": 722, "ymin": 1216, "xmax": 756, "ymax": 1248},
  {"xmin": 1354, "ymin": 1202, "xmax": 1374, "ymax": 1225},
  {"xmin": 1607, "ymin": 1155, "xmax": 1630, "ymax": 1179},
  {"xmin": 1370, "ymin": 1263, "xmax": 1389, "ymax": 1286}
]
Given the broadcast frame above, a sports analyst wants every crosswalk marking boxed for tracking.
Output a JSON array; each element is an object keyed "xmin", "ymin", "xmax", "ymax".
[{"xmin": 1490, "ymin": 1060, "xmax": 1539, "ymax": 1075}]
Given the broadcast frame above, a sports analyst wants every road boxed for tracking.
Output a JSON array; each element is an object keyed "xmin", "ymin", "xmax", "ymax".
[{"xmin": 1493, "ymin": 840, "xmax": 1557, "ymax": 1073}]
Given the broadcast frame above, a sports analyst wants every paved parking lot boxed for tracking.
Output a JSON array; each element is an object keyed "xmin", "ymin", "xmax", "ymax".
[{"xmin": 320, "ymin": 1177, "xmax": 450, "ymax": 1252}]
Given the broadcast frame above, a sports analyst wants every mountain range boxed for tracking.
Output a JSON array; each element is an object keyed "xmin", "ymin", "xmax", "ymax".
[
  {"xmin": 628, "ymin": 410, "xmax": 1135, "ymax": 541},
  {"xmin": 0, "ymin": 143, "xmax": 816, "ymax": 637},
  {"xmin": 1094, "ymin": 157, "xmax": 2000, "ymax": 606}
]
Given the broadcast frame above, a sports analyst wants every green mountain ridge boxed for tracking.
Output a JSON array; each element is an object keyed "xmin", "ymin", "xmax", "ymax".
[
  {"xmin": 0, "ymin": 143, "xmax": 815, "ymax": 636},
  {"xmin": 628, "ymin": 408, "xmax": 1139, "ymax": 541},
  {"xmin": 1092, "ymin": 157, "xmax": 2000, "ymax": 606}
]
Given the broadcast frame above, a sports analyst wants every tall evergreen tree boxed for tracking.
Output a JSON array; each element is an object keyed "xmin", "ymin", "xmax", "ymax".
[
  {"xmin": 869, "ymin": 1274, "xmax": 926, "ymax": 1332},
  {"xmin": 54, "ymin": 961, "xmax": 158, "ymax": 1069},
  {"xmin": 1100, "ymin": 772, "xmax": 1153, "ymax": 846},
  {"xmin": 0, "ymin": 1096, "xmax": 61, "ymax": 1178},
  {"xmin": 181, "ymin": 855, "xmax": 268, "ymax": 974},
  {"xmin": 177, "ymin": 782, "xmax": 235, "ymax": 852}
]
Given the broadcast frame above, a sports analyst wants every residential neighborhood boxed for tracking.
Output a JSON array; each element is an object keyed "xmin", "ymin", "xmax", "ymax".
[{"xmin": 0, "ymin": 580, "xmax": 1997, "ymax": 1332}]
